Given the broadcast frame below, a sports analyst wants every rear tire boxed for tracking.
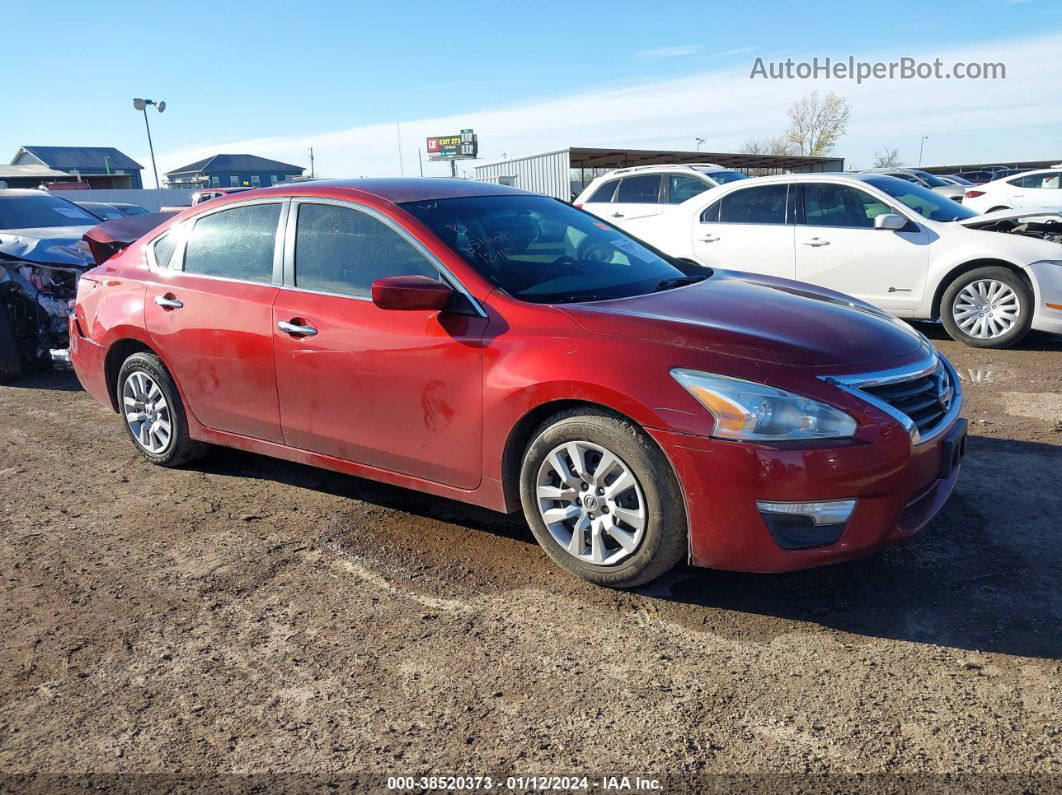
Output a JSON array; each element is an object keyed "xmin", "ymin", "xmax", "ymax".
[
  {"xmin": 0, "ymin": 299, "xmax": 22, "ymax": 385},
  {"xmin": 519, "ymin": 408, "xmax": 687, "ymax": 588},
  {"xmin": 940, "ymin": 266, "xmax": 1032, "ymax": 349},
  {"xmin": 116, "ymin": 352, "xmax": 209, "ymax": 467}
]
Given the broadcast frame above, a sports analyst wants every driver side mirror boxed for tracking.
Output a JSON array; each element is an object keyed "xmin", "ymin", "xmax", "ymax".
[
  {"xmin": 874, "ymin": 213, "xmax": 907, "ymax": 231},
  {"xmin": 371, "ymin": 275, "xmax": 453, "ymax": 311}
]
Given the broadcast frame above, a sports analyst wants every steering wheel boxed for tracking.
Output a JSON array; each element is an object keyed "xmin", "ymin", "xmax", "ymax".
[{"xmin": 550, "ymin": 254, "xmax": 592, "ymax": 275}]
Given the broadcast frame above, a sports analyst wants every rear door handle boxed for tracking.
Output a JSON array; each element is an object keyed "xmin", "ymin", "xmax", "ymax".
[
  {"xmin": 154, "ymin": 294, "xmax": 183, "ymax": 309},
  {"xmin": 801, "ymin": 238, "xmax": 830, "ymax": 247},
  {"xmin": 699, "ymin": 234, "xmax": 720, "ymax": 243},
  {"xmin": 278, "ymin": 319, "xmax": 318, "ymax": 337},
  {"xmin": 610, "ymin": 212, "xmax": 625, "ymax": 218}
]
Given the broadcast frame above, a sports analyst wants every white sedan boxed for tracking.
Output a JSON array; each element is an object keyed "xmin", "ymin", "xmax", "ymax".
[
  {"xmin": 598, "ymin": 173, "xmax": 1062, "ymax": 348},
  {"xmin": 962, "ymin": 168, "xmax": 1062, "ymax": 214}
]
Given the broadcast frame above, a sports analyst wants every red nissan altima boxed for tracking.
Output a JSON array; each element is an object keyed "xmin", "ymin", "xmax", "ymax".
[{"xmin": 70, "ymin": 179, "xmax": 966, "ymax": 587}]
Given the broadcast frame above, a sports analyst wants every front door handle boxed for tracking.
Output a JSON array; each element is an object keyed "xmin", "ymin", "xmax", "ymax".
[
  {"xmin": 699, "ymin": 234, "xmax": 720, "ymax": 243},
  {"xmin": 154, "ymin": 294, "xmax": 183, "ymax": 310},
  {"xmin": 278, "ymin": 319, "xmax": 318, "ymax": 337},
  {"xmin": 801, "ymin": 237, "xmax": 830, "ymax": 247},
  {"xmin": 610, "ymin": 212, "xmax": 625, "ymax": 218}
]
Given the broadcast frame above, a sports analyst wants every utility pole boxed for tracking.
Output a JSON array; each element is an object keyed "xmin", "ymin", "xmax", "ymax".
[
  {"xmin": 695, "ymin": 137, "xmax": 706, "ymax": 152},
  {"xmin": 418, "ymin": 149, "xmax": 423, "ymax": 177},
  {"xmin": 396, "ymin": 123, "xmax": 404, "ymax": 176},
  {"xmin": 308, "ymin": 146, "xmax": 315, "ymax": 179},
  {"xmin": 918, "ymin": 135, "xmax": 928, "ymax": 166}
]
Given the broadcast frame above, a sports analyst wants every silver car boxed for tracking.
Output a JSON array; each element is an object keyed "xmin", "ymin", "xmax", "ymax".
[{"xmin": 862, "ymin": 168, "xmax": 966, "ymax": 202}]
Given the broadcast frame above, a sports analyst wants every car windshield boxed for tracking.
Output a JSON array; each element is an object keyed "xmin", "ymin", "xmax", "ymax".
[
  {"xmin": 910, "ymin": 170, "xmax": 952, "ymax": 188},
  {"xmin": 0, "ymin": 194, "xmax": 101, "ymax": 229},
  {"xmin": 702, "ymin": 170, "xmax": 748, "ymax": 185},
  {"xmin": 401, "ymin": 194, "xmax": 705, "ymax": 304},
  {"xmin": 863, "ymin": 176, "xmax": 978, "ymax": 222},
  {"xmin": 944, "ymin": 175, "xmax": 974, "ymax": 186},
  {"xmin": 119, "ymin": 205, "xmax": 150, "ymax": 216},
  {"xmin": 78, "ymin": 203, "xmax": 124, "ymax": 220}
]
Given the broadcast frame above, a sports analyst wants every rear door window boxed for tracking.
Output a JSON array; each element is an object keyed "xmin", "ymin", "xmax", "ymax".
[
  {"xmin": 615, "ymin": 174, "xmax": 662, "ymax": 204},
  {"xmin": 708, "ymin": 184, "xmax": 790, "ymax": 224},
  {"xmin": 293, "ymin": 203, "xmax": 440, "ymax": 297},
  {"xmin": 182, "ymin": 202, "xmax": 281, "ymax": 283}
]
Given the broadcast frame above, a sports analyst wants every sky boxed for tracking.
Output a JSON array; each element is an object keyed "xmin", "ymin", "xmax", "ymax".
[{"xmin": 5, "ymin": 0, "xmax": 1061, "ymax": 185}]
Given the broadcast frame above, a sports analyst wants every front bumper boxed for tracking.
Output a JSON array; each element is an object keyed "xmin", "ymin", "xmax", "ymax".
[{"xmin": 648, "ymin": 413, "xmax": 966, "ymax": 573}]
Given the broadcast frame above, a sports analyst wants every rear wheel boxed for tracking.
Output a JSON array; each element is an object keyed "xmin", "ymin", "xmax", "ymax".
[
  {"xmin": 519, "ymin": 408, "xmax": 687, "ymax": 588},
  {"xmin": 116, "ymin": 352, "xmax": 209, "ymax": 466},
  {"xmin": 0, "ymin": 299, "xmax": 22, "ymax": 384},
  {"xmin": 940, "ymin": 266, "xmax": 1032, "ymax": 348}
]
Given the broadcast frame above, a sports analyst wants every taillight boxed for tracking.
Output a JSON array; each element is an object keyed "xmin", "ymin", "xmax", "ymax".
[{"xmin": 965, "ymin": 190, "xmax": 985, "ymax": 199}]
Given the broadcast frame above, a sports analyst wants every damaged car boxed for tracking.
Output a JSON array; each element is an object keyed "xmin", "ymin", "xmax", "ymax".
[
  {"xmin": 0, "ymin": 189, "xmax": 169, "ymax": 383},
  {"xmin": 0, "ymin": 190, "xmax": 100, "ymax": 383},
  {"xmin": 624, "ymin": 174, "xmax": 1062, "ymax": 348}
]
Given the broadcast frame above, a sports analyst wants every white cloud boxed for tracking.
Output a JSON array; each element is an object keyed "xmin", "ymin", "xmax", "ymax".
[
  {"xmin": 711, "ymin": 46, "xmax": 757, "ymax": 57},
  {"xmin": 636, "ymin": 45, "xmax": 702, "ymax": 57},
  {"xmin": 139, "ymin": 33, "xmax": 1062, "ymax": 181}
]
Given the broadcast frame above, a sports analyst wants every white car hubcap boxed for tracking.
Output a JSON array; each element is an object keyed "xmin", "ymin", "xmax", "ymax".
[
  {"xmin": 123, "ymin": 371, "xmax": 173, "ymax": 454},
  {"xmin": 535, "ymin": 440, "xmax": 647, "ymax": 566},
  {"xmin": 952, "ymin": 279, "xmax": 1020, "ymax": 340}
]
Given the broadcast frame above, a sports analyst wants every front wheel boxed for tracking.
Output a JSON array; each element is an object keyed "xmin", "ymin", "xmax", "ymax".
[
  {"xmin": 519, "ymin": 408, "xmax": 687, "ymax": 588},
  {"xmin": 940, "ymin": 266, "xmax": 1032, "ymax": 348},
  {"xmin": 0, "ymin": 300, "xmax": 22, "ymax": 384}
]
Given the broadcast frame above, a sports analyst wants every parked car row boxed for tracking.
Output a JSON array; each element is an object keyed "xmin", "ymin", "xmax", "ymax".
[
  {"xmin": 576, "ymin": 171, "xmax": 1062, "ymax": 348},
  {"xmin": 66, "ymin": 178, "xmax": 971, "ymax": 588},
  {"xmin": 7, "ymin": 169, "xmax": 1061, "ymax": 589}
]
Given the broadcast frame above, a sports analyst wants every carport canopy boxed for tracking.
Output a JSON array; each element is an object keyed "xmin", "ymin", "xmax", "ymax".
[{"xmin": 567, "ymin": 146, "xmax": 843, "ymax": 173}]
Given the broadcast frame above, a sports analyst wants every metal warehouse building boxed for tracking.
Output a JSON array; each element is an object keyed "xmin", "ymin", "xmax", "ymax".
[{"xmin": 473, "ymin": 147, "xmax": 845, "ymax": 200}]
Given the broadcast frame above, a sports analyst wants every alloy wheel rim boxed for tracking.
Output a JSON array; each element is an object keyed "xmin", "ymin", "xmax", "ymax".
[
  {"xmin": 535, "ymin": 441, "xmax": 647, "ymax": 566},
  {"xmin": 952, "ymin": 279, "xmax": 1020, "ymax": 339},
  {"xmin": 122, "ymin": 371, "xmax": 173, "ymax": 454}
]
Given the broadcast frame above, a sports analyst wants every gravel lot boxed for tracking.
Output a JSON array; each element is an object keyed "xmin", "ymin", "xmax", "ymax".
[{"xmin": 0, "ymin": 325, "xmax": 1059, "ymax": 788}]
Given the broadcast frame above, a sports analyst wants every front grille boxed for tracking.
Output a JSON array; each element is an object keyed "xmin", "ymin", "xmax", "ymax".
[{"xmin": 860, "ymin": 365, "xmax": 952, "ymax": 436}]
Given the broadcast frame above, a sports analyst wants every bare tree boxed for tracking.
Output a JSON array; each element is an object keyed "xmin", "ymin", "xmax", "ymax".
[
  {"xmin": 872, "ymin": 147, "xmax": 903, "ymax": 168},
  {"xmin": 784, "ymin": 91, "xmax": 851, "ymax": 156},
  {"xmin": 739, "ymin": 136, "xmax": 793, "ymax": 156}
]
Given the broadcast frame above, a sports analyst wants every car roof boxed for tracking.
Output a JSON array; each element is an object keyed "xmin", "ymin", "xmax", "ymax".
[
  {"xmin": 708, "ymin": 172, "xmax": 886, "ymax": 186},
  {"xmin": 0, "ymin": 188, "xmax": 70, "ymax": 197},
  {"xmin": 258, "ymin": 177, "xmax": 533, "ymax": 204}
]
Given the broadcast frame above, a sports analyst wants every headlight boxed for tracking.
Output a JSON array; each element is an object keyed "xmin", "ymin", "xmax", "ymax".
[{"xmin": 671, "ymin": 369, "xmax": 857, "ymax": 441}]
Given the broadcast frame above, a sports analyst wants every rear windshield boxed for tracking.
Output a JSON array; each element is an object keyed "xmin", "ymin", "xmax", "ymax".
[
  {"xmin": 0, "ymin": 194, "xmax": 101, "ymax": 229},
  {"xmin": 700, "ymin": 170, "xmax": 748, "ymax": 185},
  {"xmin": 400, "ymin": 194, "xmax": 704, "ymax": 304}
]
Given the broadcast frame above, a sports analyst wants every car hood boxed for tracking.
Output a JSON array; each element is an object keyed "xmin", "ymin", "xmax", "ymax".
[
  {"xmin": 0, "ymin": 225, "xmax": 96, "ymax": 268},
  {"xmin": 558, "ymin": 271, "xmax": 926, "ymax": 368},
  {"xmin": 957, "ymin": 208, "xmax": 1062, "ymax": 228}
]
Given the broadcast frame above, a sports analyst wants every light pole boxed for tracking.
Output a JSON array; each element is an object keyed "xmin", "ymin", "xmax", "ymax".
[
  {"xmin": 918, "ymin": 135, "xmax": 928, "ymax": 166},
  {"xmin": 133, "ymin": 98, "xmax": 166, "ymax": 188},
  {"xmin": 695, "ymin": 137, "xmax": 706, "ymax": 152}
]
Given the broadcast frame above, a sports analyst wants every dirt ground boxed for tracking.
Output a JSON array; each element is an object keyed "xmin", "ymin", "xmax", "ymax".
[{"xmin": 0, "ymin": 324, "xmax": 1059, "ymax": 790}]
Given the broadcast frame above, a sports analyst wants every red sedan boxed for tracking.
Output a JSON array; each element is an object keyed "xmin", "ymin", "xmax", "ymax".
[{"xmin": 70, "ymin": 179, "xmax": 966, "ymax": 587}]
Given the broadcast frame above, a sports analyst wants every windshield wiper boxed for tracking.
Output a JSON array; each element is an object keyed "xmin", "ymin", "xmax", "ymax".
[{"xmin": 653, "ymin": 275, "xmax": 706, "ymax": 292}]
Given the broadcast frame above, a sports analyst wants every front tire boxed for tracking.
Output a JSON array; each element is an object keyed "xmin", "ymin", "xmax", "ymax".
[
  {"xmin": 519, "ymin": 408, "xmax": 687, "ymax": 588},
  {"xmin": 940, "ymin": 266, "xmax": 1032, "ymax": 348},
  {"xmin": 0, "ymin": 300, "xmax": 21, "ymax": 385},
  {"xmin": 116, "ymin": 352, "xmax": 209, "ymax": 467}
]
